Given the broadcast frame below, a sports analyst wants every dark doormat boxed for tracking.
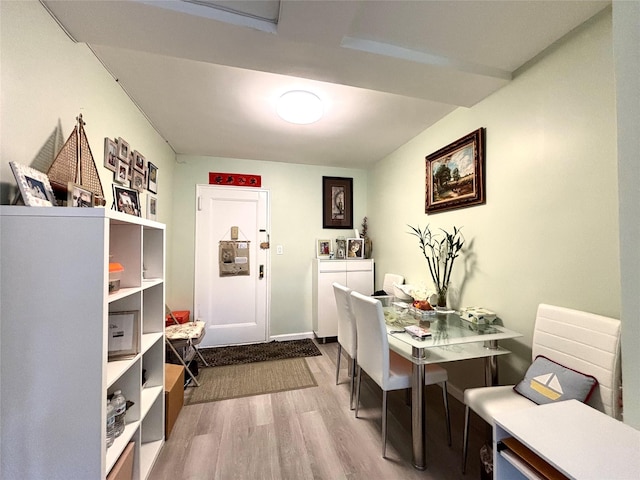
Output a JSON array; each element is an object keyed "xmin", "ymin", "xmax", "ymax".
[{"xmin": 197, "ymin": 338, "xmax": 322, "ymax": 367}]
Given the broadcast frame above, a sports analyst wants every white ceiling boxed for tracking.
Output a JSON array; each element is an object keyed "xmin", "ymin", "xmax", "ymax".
[{"xmin": 42, "ymin": 0, "xmax": 609, "ymax": 168}]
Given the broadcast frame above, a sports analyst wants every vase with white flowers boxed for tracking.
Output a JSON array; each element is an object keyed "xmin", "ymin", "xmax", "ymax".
[{"xmin": 407, "ymin": 224, "xmax": 464, "ymax": 307}]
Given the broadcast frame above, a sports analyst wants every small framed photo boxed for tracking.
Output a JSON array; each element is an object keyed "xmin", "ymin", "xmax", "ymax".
[
  {"xmin": 113, "ymin": 184, "xmax": 141, "ymax": 217},
  {"xmin": 67, "ymin": 182, "xmax": 93, "ymax": 207},
  {"xmin": 128, "ymin": 152, "xmax": 134, "ymax": 179},
  {"xmin": 108, "ymin": 310, "xmax": 140, "ymax": 360},
  {"xmin": 146, "ymin": 195, "xmax": 157, "ymax": 221},
  {"xmin": 347, "ymin": 237, "xmax": 364, "ymax": 259},
  {"xmin": 131, "ymin": 169, "xmax": 145, "ymax": 192},
  {"xmin": 316, "ymin": 239, "xmax": 332, "ymax": 258},
  {"xmin": 117, "ymin": 137, "xmax": 130, "ymax": 162},
  {"xmin": 133, "ymin": 150, "xmax": 146, "ymax": 173},
  {"xmin": 9, "ymin": 161, "xmax": 57, "ymax": 206},
  {"xmin": 335, "ymin": 238, "xmax": 347, "ymax": 259},
  {"xmin": 114, "ymin": 159, "xmax": 129, "ymax": 185},
  {"xmin": 104, "ymin": 138, "xmax": 118, "ymax": 172},
  {"xmin": 147, "ymin": 161, "xmax": 158, "ymax": 194}
]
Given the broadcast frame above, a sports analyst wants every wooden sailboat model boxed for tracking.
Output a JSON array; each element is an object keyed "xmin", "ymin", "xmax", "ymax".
[{"xmin": 47, "ymin": 113, "xmax": 105, "ymax": 205}]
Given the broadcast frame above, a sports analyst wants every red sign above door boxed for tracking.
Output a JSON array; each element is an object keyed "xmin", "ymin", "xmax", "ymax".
[{"xmin": 209, "ymin": 172, "xmax": 261, "ymax": 187}]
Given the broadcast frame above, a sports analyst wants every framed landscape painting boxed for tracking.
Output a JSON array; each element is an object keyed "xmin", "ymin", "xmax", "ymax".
[{"xmin": 425, "ymin": 128, "xmax": 486, "ymax": 214}]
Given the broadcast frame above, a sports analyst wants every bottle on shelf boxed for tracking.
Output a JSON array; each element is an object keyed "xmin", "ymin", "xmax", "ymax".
[
  {"xmin": 111, "ymin": 390, "xmax": 127, "ymax": 438},
  {"xmin": 106, "ymin": 398, "xmax": 115, "ymax": 448}
]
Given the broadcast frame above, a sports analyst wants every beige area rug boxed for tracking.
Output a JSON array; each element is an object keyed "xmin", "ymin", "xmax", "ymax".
[{"xmin": 185, "ymin": 358, "xmax": 317, "ymax": 405}]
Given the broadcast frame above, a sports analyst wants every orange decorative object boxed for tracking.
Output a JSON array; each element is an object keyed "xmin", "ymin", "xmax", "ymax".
[
  {"xmin": 166, "ymin": 310, "xmax": 190, "ymax": 328},
  {"xmin": 108, "ymin": 263, "xmax": 124, "ymax": 293},
  {"xmin": 109, "ymin": 262, "xmax": 124, "ymax": 273}
]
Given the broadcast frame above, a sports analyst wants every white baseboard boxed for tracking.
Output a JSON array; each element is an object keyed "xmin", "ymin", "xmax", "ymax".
[{"xmin": 269, "ymin": 332, "xmax": 315, "ymax": 342}]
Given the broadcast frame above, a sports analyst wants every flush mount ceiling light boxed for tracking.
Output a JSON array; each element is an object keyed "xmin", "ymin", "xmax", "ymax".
[{"xmin": 277, "ymin": 91, "xmax": 323, "ymax": 125}]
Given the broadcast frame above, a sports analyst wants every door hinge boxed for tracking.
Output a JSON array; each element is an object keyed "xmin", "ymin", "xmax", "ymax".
[{"xmin": 197, "ymin": 196, "xmax": 202, "ymax": 211}]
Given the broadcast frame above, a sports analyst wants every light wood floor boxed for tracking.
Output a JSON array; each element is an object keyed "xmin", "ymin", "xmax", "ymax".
[{"xmin": 149, "ymin": 340, "xmax": 488, "ymax": 480}]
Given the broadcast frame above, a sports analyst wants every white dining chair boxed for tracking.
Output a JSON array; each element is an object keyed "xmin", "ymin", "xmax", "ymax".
[
  {"xmin": 350, "ymin": 291, "xmax": 451, "ymax": 457},
  {"xmin": 382, "ymin": 273, "xmax": 404, "ymax": 295},
  {"xmin": 333, "ymin": 282, "xmax": 358, "ymax": 410},
  {"xmin": 461, "ymin": 303, "xmax": 622, "ymax": 472}
]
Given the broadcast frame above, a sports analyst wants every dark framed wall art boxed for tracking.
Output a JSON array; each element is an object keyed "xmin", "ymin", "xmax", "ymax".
[
  {"xmin": 425, "ymin": 127, "xmax": 486, "ymax": 214},
  {"xmin": 322, "ymin": 176, "xmax": 353, "ymax": 229}
]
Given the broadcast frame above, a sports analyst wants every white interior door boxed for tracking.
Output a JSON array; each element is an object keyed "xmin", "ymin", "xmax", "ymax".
[{"xmin": 194, "ymin": 185, "xmax": 270, "ymax": 347}]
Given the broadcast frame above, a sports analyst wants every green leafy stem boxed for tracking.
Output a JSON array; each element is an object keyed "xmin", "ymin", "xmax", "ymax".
[{"xmin": 407, "ymin": 224, "xmax": 465, "ymax": 294}]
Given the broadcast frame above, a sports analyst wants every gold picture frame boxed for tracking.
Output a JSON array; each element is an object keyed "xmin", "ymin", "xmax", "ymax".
[{"xmin": 425, "ymin": 128, "xmax": 486, "ymax": 214}]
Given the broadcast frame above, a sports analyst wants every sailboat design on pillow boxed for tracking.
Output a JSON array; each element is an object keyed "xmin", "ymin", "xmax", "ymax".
[{"xmin": 530, "ymin": 372, "xmax": 564, "ymax": 400}]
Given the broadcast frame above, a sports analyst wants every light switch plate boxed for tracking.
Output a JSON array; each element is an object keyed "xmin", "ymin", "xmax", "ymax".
[{"xmin": 276, "ymin": 245, "xmax": 283, "ymax": 255}]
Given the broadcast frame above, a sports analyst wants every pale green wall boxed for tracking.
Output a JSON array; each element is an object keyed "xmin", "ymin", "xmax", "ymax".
[
  {"xmin": 369, "ymin": 11, "xmax": 619, "ymax": 392},
  {"xmin": 168, "ymin": 156, "xmax": 368, "ymax": 336},
  {"xmin": 614, "ymin": 1, "xmax": 640, "ymax": 429},
  {"xmin": 3, "ymin": 2, "xmax": 638, "ymax": 423},
  {"xmin": 0, "ymin": 1, "xmax": 176, "ymax": 228}
]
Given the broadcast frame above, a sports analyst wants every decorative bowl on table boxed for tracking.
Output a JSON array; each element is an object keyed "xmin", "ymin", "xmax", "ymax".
[{"xmin": 393, "ymin": 284, "xmax": 414, "ymax": 301}]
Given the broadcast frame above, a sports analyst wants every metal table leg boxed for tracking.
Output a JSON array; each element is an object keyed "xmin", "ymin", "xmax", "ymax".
[
  {"xmin": 411, "ymin": 346, "xmax": 426, "ymax": 470},
  {"xmin": 483, "ymin": 339, "xmax": 499, "ymax": 386},
  {"xmin": 483, "ymin": 340, "xmax": 500, "ymax": 443}
]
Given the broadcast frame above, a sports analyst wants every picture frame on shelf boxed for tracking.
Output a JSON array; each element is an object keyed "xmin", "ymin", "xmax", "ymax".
[
  {"xmin": 113, "ymin": 184, "xmax": 141, "ymax": 217},
  {"xmin": 107, "ymin": 310, "xmax": 140, "ymax": 360},
  {"xmin": 316, "ymin": 239, "xmax": 332, "ymax": 258},
  {"xmin": 103, "ymin": 138, "xmax": 118, "ymax": 173},
  {"xmin": 117, "ymin": 137, "xmax": 130, "ymax": 162},
  {"xmin": 131, "ymin": 169, "xmax": 145, "ymax": 192},
  {"xmin": 133, "ymin": 150, "xmax": 146, "ymax": 173},
  {"xmin": 128, "ymin": 152, "xmax": 134, "ymax": 179},
  {"xmin": 114, "ymin": 159, "xmax": 129, "ymax": 185},
  {"xmin": 67, "ymin": 182, "xmax": 93, "ymax": 207},
  {"xmin": 335, "ymin": 237, "xmax": 347, "ymax": 259},
  {"xmin": 147, "ymin": 161, "xmax": 158, "ymax": 194},
  {"xmin": 9, "ymin": 161, "xmax": 57, "ymax": 207},
  {"xmin": 425, "ymin": 127, "xmax": 486, "ymax": 214},
  {"xmin": 347, "ymin": 237, "xmax": 364, "ymax": 259},
  {"xmin": 322, "ymin": 176, "xmax": 353, "ymax": 229},
  {"xmin": 147, "ymin": 195, "xmax": 157, "ymax": 221}
]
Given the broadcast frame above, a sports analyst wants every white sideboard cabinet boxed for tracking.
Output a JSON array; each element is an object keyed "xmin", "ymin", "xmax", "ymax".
[
  {"xmin": 312, "ymin": 258, "xmax": 374, "ymax": 340},
  {"xmin": 0, "ymin": 207, "xmax": 166, "ymax": 480}
]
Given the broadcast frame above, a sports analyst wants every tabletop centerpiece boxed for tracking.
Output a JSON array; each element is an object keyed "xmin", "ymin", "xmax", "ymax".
[{"xmin": 408, "ymin": 224, "xmax": 464, "ymax": 307}]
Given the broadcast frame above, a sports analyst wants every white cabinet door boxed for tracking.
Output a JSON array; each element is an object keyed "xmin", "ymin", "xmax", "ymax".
[
  {"xmin": 346, "ymin": 260, "xmax": 374, "ymax": 296},
  {"xmin": 313, "ymin": 259, "xmax": 373, "ymax": 339}
]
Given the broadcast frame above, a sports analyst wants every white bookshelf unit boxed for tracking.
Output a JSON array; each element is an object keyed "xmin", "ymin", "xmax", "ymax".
[{"xmin": 0, "ymin": 207, "xmax": 166, "ymax": 479}]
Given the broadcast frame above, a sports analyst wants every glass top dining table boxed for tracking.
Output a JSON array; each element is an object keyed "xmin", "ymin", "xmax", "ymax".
[{"xmin": 382, "ymin": 305, "xmax": 522, "ymax": 470}]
